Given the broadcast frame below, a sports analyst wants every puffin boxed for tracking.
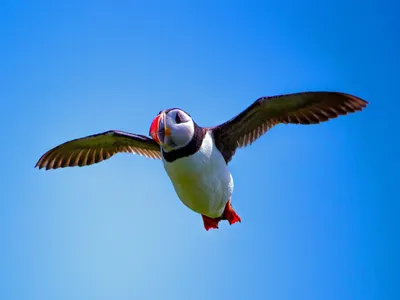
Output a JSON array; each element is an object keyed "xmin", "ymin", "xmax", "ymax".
[{"xmin": 35, "ymin": 92, "xmax": 368, "ymax": 230}]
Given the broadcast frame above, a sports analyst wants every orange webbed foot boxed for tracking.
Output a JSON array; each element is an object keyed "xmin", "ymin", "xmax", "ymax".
[
  {"xmin": 223, "ymin": 199, "xmax": 241, "ymax": 225},
  {"xmin": 202, "ymin": 214, "xmax": 220, "ymax": 231}
]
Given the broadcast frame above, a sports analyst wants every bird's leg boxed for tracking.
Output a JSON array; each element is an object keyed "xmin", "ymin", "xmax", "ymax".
[
  {"xmin": 222, "ymin": 199, "xmax": 241, "ymax": 225},
  {"xmin": 201, "ymin": 214, "xmax": 220, "ymax": 231},
  {"xmin": 202, "ymin": 200, "xmax": 241, "ymax": 231}
]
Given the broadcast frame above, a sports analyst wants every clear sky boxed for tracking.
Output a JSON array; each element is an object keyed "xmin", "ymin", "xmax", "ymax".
[{"xmin": 1, "ymin": 1, "xmax": 398, "ymax": 299}]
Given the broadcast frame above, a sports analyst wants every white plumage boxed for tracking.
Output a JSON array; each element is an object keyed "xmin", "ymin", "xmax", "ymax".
[{"xmin": 162, "ymin": 131, "xmax": 234, "ymax": 218}]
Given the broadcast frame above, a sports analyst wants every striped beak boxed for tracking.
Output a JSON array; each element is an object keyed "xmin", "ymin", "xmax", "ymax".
[{"xmin": 149, "ymin": 112, "xmax": 171, "ymax": 145}]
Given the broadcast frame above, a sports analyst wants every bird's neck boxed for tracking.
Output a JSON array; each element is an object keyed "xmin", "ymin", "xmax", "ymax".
[{"xmin": 162, "ymin": 123, "xmax": 205, "ymax": 163}]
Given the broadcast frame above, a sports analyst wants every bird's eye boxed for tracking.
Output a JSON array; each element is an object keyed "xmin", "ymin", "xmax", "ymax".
[{"xmin": 175, "ymin": 111, "xmax": 183, "ymax": 124}]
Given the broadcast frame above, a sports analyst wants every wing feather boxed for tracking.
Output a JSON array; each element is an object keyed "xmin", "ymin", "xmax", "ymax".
[
  {"xmin": 211, "ymin": 91, "xmax": 368, "ymax": 163},
  {"xmin": 35, "ymin": 130, "xmax": 162, "ymax": 170}
]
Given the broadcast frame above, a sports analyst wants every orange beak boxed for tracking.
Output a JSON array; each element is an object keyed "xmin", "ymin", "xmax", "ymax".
[
  {"xmin": 149, "ymin": 114, "xmax": 161, "ymax": 144},
  {"xmin": 149, "ymin": 112, "xmax": 171, "ymax": 145}
]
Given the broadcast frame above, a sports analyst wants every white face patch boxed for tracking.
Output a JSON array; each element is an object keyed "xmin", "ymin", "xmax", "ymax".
[{"xmin": 163, "ymin": 109, "xmax": 195, "ymax": 152}]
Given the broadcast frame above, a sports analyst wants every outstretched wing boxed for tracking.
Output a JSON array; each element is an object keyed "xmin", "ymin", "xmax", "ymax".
[
  {"xmin": 35, "ymin": 130, "xmax": 162, "ymax": 170},
  {"xmin": 211, "ymin": 91, "xmax": 368, "ymax": 163}
]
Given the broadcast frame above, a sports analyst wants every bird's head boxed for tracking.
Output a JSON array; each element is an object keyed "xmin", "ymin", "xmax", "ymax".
[{"xmin": 149, "ymin": 108, "xmax": 195, "ymax": 152}]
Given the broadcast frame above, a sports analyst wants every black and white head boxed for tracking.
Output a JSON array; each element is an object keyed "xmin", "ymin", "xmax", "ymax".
[{"xmin": 149, "ymin": 108, "xmax": 195, "ymax": 152}]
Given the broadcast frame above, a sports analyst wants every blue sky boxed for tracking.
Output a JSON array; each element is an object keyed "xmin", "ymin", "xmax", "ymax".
[{"xmin": 1, "ymin": 1, "xmax": 398, "ymax": 299}]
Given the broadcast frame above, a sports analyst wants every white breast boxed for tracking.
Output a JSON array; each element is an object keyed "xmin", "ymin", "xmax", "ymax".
[{"xmin": 162, "ymin": 131, "xmax": 234, "ymax": 218}]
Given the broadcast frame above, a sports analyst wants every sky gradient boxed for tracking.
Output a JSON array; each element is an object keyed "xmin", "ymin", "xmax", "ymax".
[{"xmin": 1, "ymin": 1, "xmax": 398, "ymax": 299}]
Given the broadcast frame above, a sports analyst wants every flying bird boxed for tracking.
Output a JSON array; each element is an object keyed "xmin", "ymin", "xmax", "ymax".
[{"xmin": 35, "ymin": 92, "xmax": 368, "ymax": 230}]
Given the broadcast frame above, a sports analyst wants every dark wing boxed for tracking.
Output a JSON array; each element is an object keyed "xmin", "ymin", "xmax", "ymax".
[
  {"xmin": 35, "ymin": 130, "xmax": 162, "ymax": 170},
  {"xmin": 211, "ymin": 91, "xmax": 368, "ymax": 163}
]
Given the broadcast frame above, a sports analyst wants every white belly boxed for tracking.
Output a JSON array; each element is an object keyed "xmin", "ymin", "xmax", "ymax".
[{"xmin": 162, "ymin": 132, "xmax": 234, "ymax": 218}]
